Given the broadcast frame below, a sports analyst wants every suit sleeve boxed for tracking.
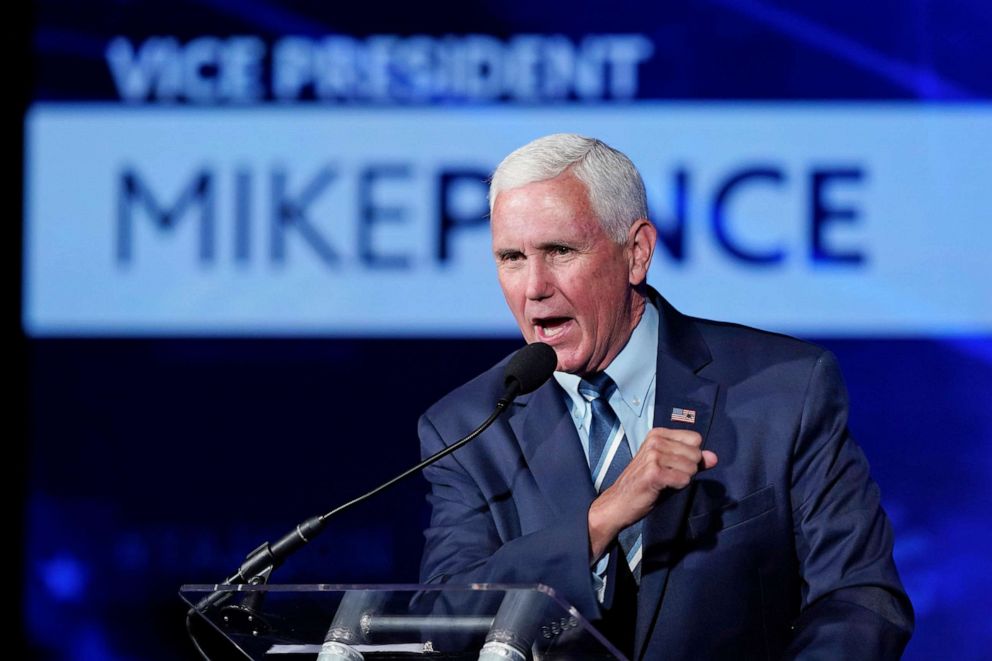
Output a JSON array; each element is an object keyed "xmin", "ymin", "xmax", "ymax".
[
  {"xmin": 417, "ymin": 413, "xmax": 602, "ymax": 618},
  {"xmin": 785, "ymin": 351, "xmax": 914, "ymax": 659}
]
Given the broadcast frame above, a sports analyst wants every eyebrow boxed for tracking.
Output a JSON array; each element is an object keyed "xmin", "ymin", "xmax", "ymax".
[{"xmin": 495, "ymin": 240, "xmax": 577, "ymax": 255}]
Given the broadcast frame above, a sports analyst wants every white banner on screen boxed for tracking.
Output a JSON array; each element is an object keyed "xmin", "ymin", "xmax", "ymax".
[{"xmin": 24, "ymin": 104, "xmax": 992, "ymax": 336}]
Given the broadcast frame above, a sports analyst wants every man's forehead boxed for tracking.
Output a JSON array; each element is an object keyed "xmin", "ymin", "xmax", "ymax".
[
  {"xmin": 490, "ymin": 215, "xmax": 604, "ymax": 254},
  {"xmin": 492, "ymin": 171, "xmax": 586, "ymax": 205},
  {"xmin": 492, "ymin": 176, "xmax": 599, "ymax": 231}
]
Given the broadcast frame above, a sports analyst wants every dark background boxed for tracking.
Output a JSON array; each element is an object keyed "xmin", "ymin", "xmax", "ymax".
[{"xmin": 20, "ymin": 1, "xmax": 992, "ymax": 659}]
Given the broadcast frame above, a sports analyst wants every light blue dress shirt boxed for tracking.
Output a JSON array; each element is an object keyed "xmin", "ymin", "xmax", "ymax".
[{"xmin": 553, "ymin": 299, "xmax": 659, "ymax": 598}]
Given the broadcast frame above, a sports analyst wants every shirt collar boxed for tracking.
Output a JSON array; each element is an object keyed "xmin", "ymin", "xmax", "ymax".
[{"xmin": 554, "ymin": 298, "xmax": 659, "ymax": 417}]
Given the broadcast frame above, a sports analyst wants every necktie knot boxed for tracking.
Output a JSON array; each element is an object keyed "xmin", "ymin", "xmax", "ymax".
[{"xmin": 578, "ymin": 372, "xmax": 617, "ymax": 402}]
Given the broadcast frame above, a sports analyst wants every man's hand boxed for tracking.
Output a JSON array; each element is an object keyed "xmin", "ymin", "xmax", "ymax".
[{"xmin": 587, "ymin": 427, "xmax": 718, "ymax": 563}]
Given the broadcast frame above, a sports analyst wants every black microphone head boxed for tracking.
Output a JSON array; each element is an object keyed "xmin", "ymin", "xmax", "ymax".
[{"xmin": 502, "ymin": 342, "xmax": 557, "ymax": 400}]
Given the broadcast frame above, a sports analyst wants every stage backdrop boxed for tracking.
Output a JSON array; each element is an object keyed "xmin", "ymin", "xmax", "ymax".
[{"xmin": 22, "ymin": 1, "xmax": 992, "ymax": 659}]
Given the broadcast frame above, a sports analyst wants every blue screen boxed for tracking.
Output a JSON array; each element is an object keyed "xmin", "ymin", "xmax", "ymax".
[{"xmin": 21, "ymin": 1, "xmax": 992, "ymax": 658}]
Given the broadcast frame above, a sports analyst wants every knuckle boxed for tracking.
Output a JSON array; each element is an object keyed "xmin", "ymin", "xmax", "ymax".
[{"xmin": 646, "ymin": 433, "xmax": 667, "ymax": 448}]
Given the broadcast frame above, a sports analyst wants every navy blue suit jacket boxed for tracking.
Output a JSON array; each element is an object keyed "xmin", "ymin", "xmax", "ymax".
[{"xmin": 418, "ymin": 293, "xmax": 913, "ymax": 659}]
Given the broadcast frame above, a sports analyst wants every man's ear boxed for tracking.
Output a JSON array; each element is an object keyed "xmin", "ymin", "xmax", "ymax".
[{"xmin": 626, "ymin": 219, "xmax": 657, "ymax": 285}]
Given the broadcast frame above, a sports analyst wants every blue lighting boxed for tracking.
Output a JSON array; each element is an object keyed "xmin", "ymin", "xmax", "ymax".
[
  {"xmin": 710, "ymin": 0, "xmax": 976, "ymax": 99},
  {"xmin": 39, "ymin": 554, "xmax": 88, "ymax": 603}
]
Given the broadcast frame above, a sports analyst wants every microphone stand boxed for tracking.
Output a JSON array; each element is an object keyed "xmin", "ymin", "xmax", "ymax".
[
  {"xmin": 185, "ymin": 340, "xmax": 556, "ymax": 658},
  {"xmin": 186, "ymin": 387, "xmax": 519, "ymax": 657}
]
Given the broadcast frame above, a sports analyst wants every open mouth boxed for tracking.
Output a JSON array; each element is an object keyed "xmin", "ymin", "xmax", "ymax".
[{"xmin": 533, "ymin": 317, "xmax": 573, "ymax": 341}]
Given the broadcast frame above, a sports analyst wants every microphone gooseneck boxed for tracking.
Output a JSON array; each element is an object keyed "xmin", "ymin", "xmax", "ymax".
[{"xmin": 190, "ymin": 342, "xmax": 558, "ymax": 619}]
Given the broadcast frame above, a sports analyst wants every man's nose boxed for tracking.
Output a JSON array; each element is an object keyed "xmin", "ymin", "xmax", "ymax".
[{"xmin": 525, "ymin": 260, "xmax": 554, "ymax": 300}]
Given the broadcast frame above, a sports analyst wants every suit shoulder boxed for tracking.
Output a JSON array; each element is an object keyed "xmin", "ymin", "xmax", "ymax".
[
  {"xmin": 691, "ymin": 315, "xmax": 830, "ymax": 369},
  {"xmin": 684, "ymin": 315, "xmax": 848, "ymax": 417}
]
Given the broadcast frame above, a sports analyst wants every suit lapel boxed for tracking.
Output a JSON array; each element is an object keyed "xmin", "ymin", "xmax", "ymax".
[
  {"xmin": 508, "ymin": 381, "xmax": 597, "ymax": 523},
  {"xmin": 634, "ymin": 293, "xmax": 720, "ymax": 659}
]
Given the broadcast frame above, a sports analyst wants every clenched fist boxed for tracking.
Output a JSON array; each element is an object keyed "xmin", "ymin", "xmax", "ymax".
[{"xmin": 587, "ymin": 427, "xmax": 718, "ymax": 562}]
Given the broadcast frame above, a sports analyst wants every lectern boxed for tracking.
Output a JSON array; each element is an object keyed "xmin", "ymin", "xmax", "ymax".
[{"xmin": 181, "ymin": 583, "xmax": 627, "ymax": 660}]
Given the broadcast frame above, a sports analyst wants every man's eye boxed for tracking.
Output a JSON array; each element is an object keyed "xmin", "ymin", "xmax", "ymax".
[{"xmin": 551, "ymin": 245, "xmax": 572, "ymax": 256}]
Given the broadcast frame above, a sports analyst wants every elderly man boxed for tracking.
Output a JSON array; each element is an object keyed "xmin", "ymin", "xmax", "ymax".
[{"xmin": 417, "ymin": 134, "xmax": 912, "ymax": 659}]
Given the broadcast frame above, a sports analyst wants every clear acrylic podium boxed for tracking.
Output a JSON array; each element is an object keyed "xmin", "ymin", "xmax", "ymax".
[{"xmin": 181, "ymin": 583, "xmax": 627, "ymax": 660}]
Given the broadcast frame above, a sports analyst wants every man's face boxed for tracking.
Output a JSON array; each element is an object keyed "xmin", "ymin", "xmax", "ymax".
[{"xmin": 491, "ymin": 172, "xmax": 647, "ymax": 375}]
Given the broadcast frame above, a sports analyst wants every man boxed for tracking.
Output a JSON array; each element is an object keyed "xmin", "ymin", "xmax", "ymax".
[{"xmin": 418, "ymin": 134, "xmax": 913, "ymax": 659}]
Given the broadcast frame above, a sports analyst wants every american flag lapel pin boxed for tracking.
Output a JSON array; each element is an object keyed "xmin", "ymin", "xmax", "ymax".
[{"xmin": 671, "ymin": 407, "xmax": 696, "ymax": 424}]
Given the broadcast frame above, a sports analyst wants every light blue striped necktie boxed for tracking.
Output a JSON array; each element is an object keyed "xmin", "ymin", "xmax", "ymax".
[{"xmin": 579, "ymin": 373, "xmax": 643, "ymax": 582}]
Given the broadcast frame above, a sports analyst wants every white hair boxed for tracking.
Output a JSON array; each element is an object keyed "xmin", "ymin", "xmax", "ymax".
[{"xmin": 488, "ymin": 133, "xmax": 649, "ymax": 243}]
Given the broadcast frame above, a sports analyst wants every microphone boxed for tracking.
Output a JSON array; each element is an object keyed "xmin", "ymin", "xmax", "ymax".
[
  {"xmin": 501, "ymin": 342, "xmax": 558, "ymax": 403},
  {"xmin": 188, "ymin": 343, "xmax": 557, "ymax": 654}
]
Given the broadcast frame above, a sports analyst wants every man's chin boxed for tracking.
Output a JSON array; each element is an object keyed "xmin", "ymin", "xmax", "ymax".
[{"xmin": 548, "ymin": 348, "xmax": 589, "ymax": 375}]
